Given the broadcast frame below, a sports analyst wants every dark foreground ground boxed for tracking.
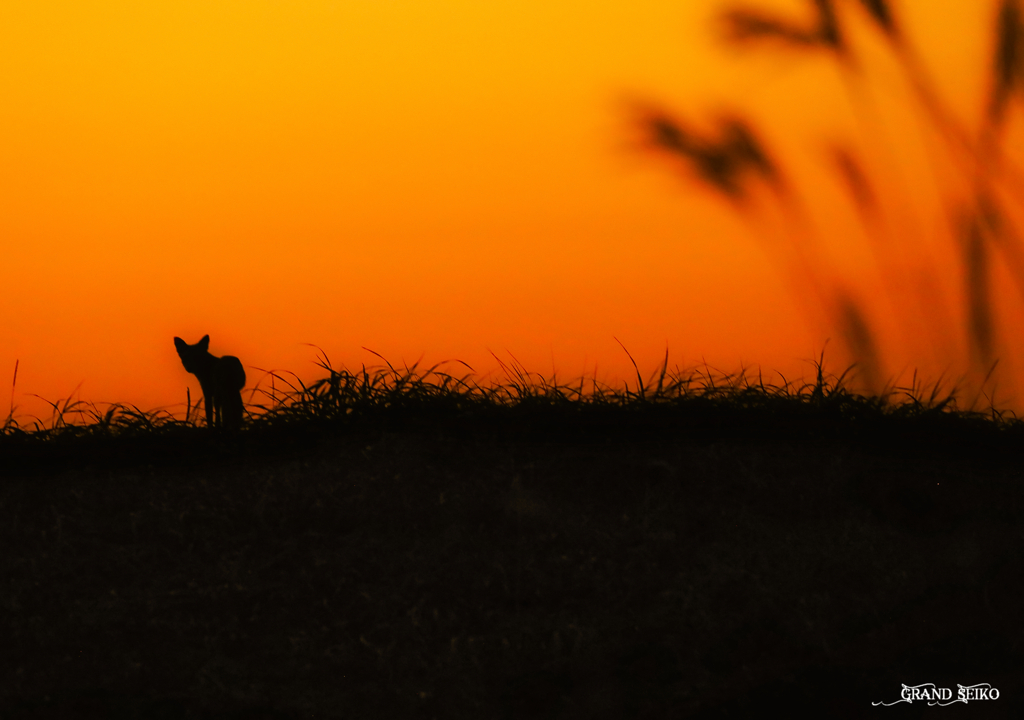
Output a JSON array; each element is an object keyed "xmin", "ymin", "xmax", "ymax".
[{"xmin": 2, "ymin": 412, "xmax": 1022, "ymax": 718}]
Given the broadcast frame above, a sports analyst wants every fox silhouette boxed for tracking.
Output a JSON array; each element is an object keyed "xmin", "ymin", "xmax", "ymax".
[{"xmin": 174, "ymin": 335, "xmax": 246, "ymax": 430}]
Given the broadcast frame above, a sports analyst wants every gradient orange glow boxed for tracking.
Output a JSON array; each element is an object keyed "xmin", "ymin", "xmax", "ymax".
[{"xmin": 1, "ymin": 0, "xmax": 1019, "ymax": 421}]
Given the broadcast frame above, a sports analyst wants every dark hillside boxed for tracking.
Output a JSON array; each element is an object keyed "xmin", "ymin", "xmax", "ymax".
[{"xmin": 2, "ymin": 365, "xmax": 1021, "ymax": 718}]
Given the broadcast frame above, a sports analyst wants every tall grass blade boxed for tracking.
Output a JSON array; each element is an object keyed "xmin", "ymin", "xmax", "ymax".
[
  {"xmin": 836, "ymin": 293, "xmax": 882, "ymax": 395},
  {"xmin": 636, "ymin": 103, "xmax": 787, "ymax": 209},
  {"xmin": 989, "ymin": 0, "xmax": 1024, "ymax": 128},
  {"xmin": 6, "ymin": 359, "xmax": 18, "ymax": 428},
  {"xmin": 855, "ymin": 0, "xmax": 899, "ymax": 43},
  {"xmin": 720, "ymin": 0, "xmax": 846, "ymax": 59},
  {"xmin": 811, "ymin": 0, "xmax": 844, "ymax": 56},
  {"xmin": 718, "ymin": 8, "xmax": 817, "ymax": 48},
  {"xmin": 829, "ymin": 145, "xmax": 877, "ymax": 224},
  {"xmin": 614, "ymin": 337, "xmax": 645, "ymax": 400},
  {"xmin": 721, "ymin": 116, "xmax": 788, "ymax": 199},
  {"xmin": 362, "ymin": 347, "xmax": 396, "ymax": 375},
  {"xmin": 962, "ymin": 207, "xmax": 995, "ymax": 368}
]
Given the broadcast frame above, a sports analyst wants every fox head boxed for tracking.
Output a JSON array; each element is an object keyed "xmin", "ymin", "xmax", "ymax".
[{"xmin": 174, "ymin": 335, "xmax": 211, "ymax": 373}]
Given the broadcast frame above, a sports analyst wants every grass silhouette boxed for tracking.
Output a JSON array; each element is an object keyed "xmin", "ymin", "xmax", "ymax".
[
  {"xmin": 3, "ymin": 345, "xmax": 1022, "ymax": 456},
  {"xmin": 2, "ymin": 347, "xmax": 1023, "ymax": 717}
]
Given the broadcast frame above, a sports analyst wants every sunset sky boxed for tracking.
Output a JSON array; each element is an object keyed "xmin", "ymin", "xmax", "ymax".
[{"xmin": 2, "ymin": 0, "xmax": 1022, "ymax": 422}]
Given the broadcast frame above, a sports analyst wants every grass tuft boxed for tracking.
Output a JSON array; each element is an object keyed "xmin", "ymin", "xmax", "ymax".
[{"xmin": 1, "ymin": 348, "xmax": 1020, "ymax": 475}]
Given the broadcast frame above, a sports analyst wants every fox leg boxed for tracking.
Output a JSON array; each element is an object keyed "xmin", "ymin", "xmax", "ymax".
[{"xmin": 202, "ymin": 385, "xmax": 216, "ymax": 427}]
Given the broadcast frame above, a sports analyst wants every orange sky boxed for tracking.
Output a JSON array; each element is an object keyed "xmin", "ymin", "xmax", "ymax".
[{"xmin": 2, "ymin": 0, "xmax": 1022, "ymax": 422}]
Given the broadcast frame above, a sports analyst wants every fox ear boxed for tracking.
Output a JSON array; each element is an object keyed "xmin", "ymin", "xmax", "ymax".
[
  {"xmin": 199, "ymin": 335, "xmax": 210, "ymax": 351},
  {"xmin": 174, "ymin": 337, "xmax": 186, "ymax": 351}
]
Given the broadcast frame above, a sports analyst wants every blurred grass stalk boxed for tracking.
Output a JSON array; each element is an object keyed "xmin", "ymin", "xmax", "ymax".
[{"xmin": 635, "ymin": 0, "xmax": 1024, "ymax": 407}]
